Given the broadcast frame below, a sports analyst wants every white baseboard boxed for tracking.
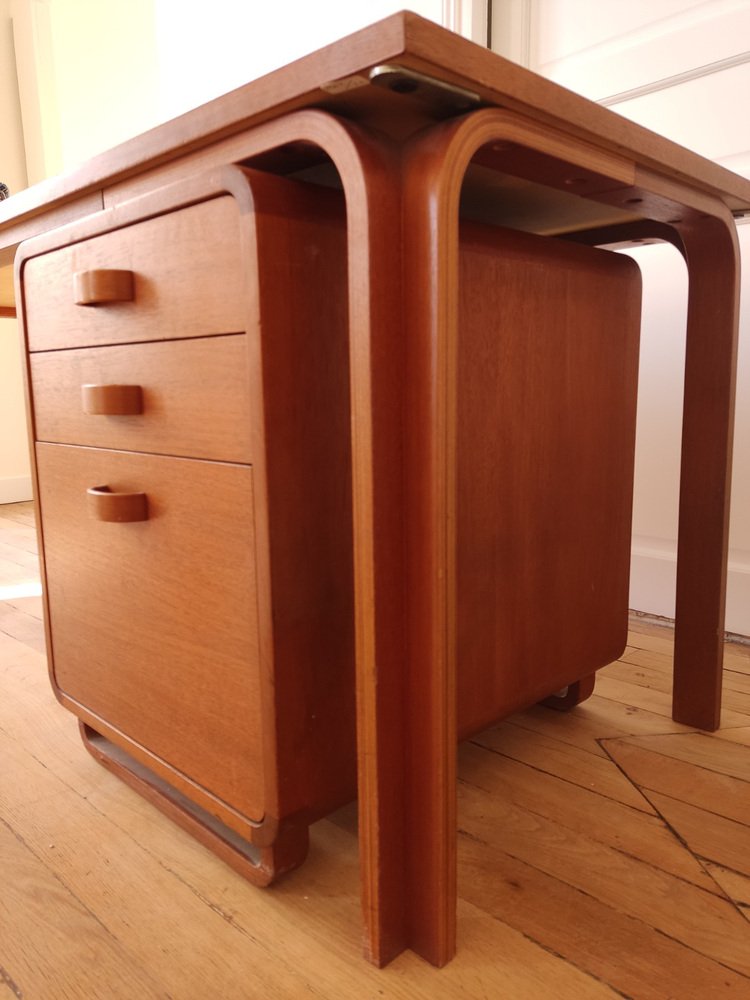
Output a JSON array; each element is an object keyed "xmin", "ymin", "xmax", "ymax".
[
  {"xmin": 0, "ymin": 476, "xmax": 33, "ymax": 505},
  {"xmin": 631, "ymin": 540, "xmax": 750, "ymax": 638},
  {"xmin": 725, "ymin": 558, "xmax": 750, "ymax": 638}
]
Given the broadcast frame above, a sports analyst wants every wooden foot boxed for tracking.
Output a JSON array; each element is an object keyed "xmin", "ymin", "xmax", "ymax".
[
  {"xmin": 79, "ymin": 723, "xmax": 309, "ymax": 886},
  {"xmin": 541, "ymin": 674, "xmax": 596, "ymax": 711}
]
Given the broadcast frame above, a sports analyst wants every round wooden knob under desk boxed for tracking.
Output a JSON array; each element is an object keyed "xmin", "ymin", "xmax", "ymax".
[
  {"xmin": 81, "ymin": 383, "xmax": 143, "ymax": 415},
  {"xmin": 87, "ymin": 486, "xmax": 148, "ymax": 522},
  {"xmin": 73, "ymin": 268, "xmax": 135, "ymax": 305}
]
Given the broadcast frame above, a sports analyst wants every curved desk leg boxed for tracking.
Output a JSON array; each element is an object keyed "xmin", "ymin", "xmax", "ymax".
[
  {"xmin": 401, "ymin": 141, "xmax": 460, "ymax": 970},
  {"xmin": 399, "ymin": 107, "xmax": 743, "ymax": 965},
  {"xmin": 262, "ymin": 117, "xmax": 407, "ymax": 966},
  {"xmin": 672, "ymin": 214, "xmax": 740, "ymax": 730},
  {"xmin": 168, "ymin": 111, "xmax": 408, "ymax": 966},
  {"xmin": 563, "ymin": 210, "xmax": 740, "ymax": 732},
  {"xmin": 290, "ymin": 120, "xmax": 407, "ymax": 967},
  {"xmin": 338, "ymin": 140, "xmax": 408, "ymax": 967},
  {"xmin": 373, "ymin": 112, "xmax": 636, "ymax": 966},
  {"xmin": 399, "ymin": 108, "xmax": 640, "ymax": 967}
]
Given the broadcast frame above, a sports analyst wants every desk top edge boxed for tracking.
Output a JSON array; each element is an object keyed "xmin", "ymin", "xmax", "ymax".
[{"xmin": 1, "ymin": 9, "xmax": 749, "ymax": 249}]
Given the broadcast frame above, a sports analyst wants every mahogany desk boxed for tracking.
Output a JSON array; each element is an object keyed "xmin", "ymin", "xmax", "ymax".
[{"xmin": 2, "ymin": 11, "xmax": 748, "ymax": 969}]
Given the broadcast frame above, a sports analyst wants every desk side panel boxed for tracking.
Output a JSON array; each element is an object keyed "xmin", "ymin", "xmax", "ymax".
[{"xmin": 456, "ymin": 224, "xmax": 642, "ymax": 736}]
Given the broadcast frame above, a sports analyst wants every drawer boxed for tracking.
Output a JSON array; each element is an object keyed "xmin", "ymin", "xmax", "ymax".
[
  {"xmin": 35, "ymin": 442, "xmax": 264, "ymax": 822},
  {"xmin": 23, "ymin": 196, "xmax": 246, "ymax": 351},
  {"xmin": 30, "ymin": 335, "xmax": 252, "ymax": 463}
]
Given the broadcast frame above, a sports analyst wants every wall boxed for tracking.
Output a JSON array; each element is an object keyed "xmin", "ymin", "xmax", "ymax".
[
  {"xmin": 1, "ymin": 0, "xmax": 31, "ymax": 502},
  {"xmin": 11, "ymin": 0, "xmax": 160, "ymax": 178},
  {"xmin": 11, "ymin": 1, "xmax": 486, "ymax": 171},
  {"xmin": 0, "ymin": 317, "xmax": 31, "ymax": 502},
  {"xmin": 46, "ymin": 0, "xmax": 159, "ymax": 171},
  {"xmin": 154, "ymin": 0, "xmax": 484, "ymax": 120},
  {"xmin": 495, "ymin": 0, "xmax": 750, "ymax": 635},
  {"xmin": 1, "ymin": 0, "xmax": 27, "ymax": 193}
]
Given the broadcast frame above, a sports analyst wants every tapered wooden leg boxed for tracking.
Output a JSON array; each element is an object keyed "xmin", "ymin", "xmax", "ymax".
[{"xmin": 672, "ymin": 214, "xmax": 740, "ymax": 730}]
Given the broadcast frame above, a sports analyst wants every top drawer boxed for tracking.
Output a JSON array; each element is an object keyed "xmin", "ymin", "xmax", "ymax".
[{"xmin": 22, "ymin": 196, "xmax": 247, "ymax": 352}]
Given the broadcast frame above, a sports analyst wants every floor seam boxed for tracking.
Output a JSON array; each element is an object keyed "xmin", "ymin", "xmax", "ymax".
[{"xmin": 598, "ymin": 736, "xmax": 750, "ymax": 937}]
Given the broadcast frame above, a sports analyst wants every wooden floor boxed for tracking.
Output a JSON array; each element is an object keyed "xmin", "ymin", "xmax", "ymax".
[{"xmin": 1, "ymin": 499, "xmax": 749, "ymax": 999}]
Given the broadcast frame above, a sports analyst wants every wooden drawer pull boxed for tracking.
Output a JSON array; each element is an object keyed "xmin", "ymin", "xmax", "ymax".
[
  {"xmin": 74, "ymin": 269, "xmax": 135, "ymax": 306},
  {"xmin": 87, "ymin": 486, "xmax": 148, "ymax": 522},
  {"xmin": 82, "ymin": 383, "xmax": 143, "ymax": 415}
]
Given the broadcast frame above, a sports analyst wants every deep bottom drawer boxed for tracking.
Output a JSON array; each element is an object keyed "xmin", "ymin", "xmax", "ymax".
[{"xmin": 35, "ymin": 442, "xmax": 265, "ymax": 821}]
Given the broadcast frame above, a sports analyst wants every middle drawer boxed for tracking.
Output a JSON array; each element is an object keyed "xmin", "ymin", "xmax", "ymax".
[{"xmin": 30, "ymin": 334, "xmax": 252, "ymax": 463}]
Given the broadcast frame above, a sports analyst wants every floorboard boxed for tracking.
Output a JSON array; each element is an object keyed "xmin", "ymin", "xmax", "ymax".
[{"xmin": 1, "ymin": 501, "xmax": 748, "ymax": 998}]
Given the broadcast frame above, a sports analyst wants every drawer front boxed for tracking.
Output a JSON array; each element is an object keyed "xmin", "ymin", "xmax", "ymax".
[
  {"xmin": 30, "ymin": 335, "xmax": 252, "ymax": 463},
  {"xmin": 36, "ymin": 442, "xmax": 264, "ymax": 821},
  {"xmin": 23, "ymin": 196, "xmax": 246, "ymax": 351}
]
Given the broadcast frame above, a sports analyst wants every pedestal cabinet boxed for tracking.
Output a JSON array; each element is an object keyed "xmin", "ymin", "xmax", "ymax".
[
  {"xmin": 18, "ymin": 167, "xmax": 357, "ymax": 881},
  {"xmin": 17, "ymin": 161, "xmax": 641, "ymax": 880}
]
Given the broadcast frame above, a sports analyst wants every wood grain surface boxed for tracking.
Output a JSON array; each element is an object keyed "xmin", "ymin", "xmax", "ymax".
[
  {"xmin": 2, "ymin": 502, "xmax": 749, "ymax": 998},
  {"xmin": 30, "ymin": 334, "xmax": 253, "ymax": 463},
  {"xmin": 34, "ymin": 446, "xmax": 265, "ymax": 828},
  {"xmin": 22, "ymin": 197, "xmax": 245, "ymax": 351}
]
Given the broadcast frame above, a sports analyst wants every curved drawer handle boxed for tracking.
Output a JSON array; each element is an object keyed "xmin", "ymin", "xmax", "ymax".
[
  {"xmin": 87, "ymin": 486, "xmax": 148, "ymax": 522},
  {"xmin": 74, "ymin": 269, "xmax": 135, "ymax": 306},
  {"xmin": 82, "ymin": 383, "xmax": 143, "ymax": 415}
]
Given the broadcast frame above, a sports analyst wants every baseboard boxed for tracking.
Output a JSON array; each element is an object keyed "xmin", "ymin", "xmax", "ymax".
[
  {"xmin": 0, "ymin": 476, "xmax": 33, "ymax": 504},
  {"xmin": 631, "ymin": 540, "xmax": 750, "ymax": 638},
  {"xmin": 725, "ymin": 559, "xmax": 750, "ymax": 638}
]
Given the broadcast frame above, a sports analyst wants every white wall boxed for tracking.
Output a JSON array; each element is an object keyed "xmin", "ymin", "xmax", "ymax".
[
  {"xmin": 47, "ymin": 0, "xmax": 159, "ymax": 171},
  {"xmin": 1, "ymin": 0, "xmax": 27, "ymax": 194},
  {"xmin": 1, "ymin": 0, "xmax": 31, "ymax": 502},
  {"xmin": 154, "ymin": 0, "xmax": 483, "ymax": 120},
  {"xmin": 0, "ymin": 317, "xmax": 32, "ymax": 502},
  {"xmin": 506, "ymin": 0, "xmax": 750, "ymax": 635},
  {"xmin": 1, "ymin": 0, "xmax": 162, "ymax": 503},
  {"xmin": 11, "ymin": 1, "xmax": 487, "ymax": 170},
  {"xmin": 11, "ymin": 0, "xmax": 160, "ymax": 177}
]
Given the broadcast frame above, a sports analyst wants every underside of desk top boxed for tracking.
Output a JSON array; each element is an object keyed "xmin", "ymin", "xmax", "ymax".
[{"xmin": 1, "ymin": 10, "xmax": 750, "ymax": 281}]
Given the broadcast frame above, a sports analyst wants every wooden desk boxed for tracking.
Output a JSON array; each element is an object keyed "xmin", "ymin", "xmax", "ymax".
[{"xmin": 2, "ymin": 11, "xmax": 748, "ymax": 969}]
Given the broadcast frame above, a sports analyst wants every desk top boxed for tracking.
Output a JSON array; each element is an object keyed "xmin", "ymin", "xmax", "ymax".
[{"xmin": 1, "ymin": 10, "xmax": 749, "ymax": 285}]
